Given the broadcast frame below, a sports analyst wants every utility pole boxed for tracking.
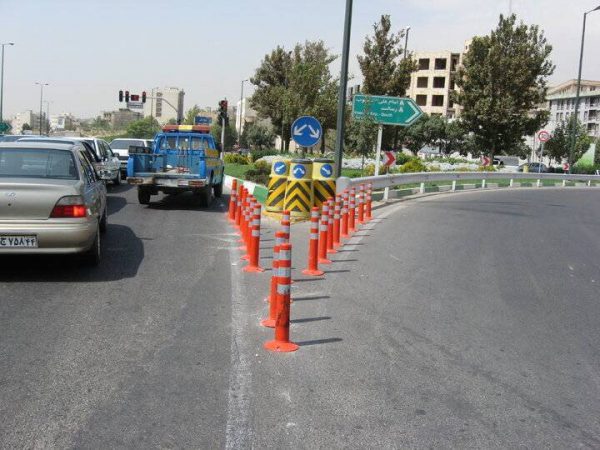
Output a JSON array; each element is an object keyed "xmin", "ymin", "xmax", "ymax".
[
  {"xmin": 0, "ymin": 42, "xmax": 15, "ymax": 125},
  {"xmin": 334, "ymin": 0, "xmax": 353, "ymax": 176},
  {"xmin": 238, "ymin": 79, "xmax": 248, "ymax": 144},
  {"xmin": 35, "ymin": 82, "xmax": 48, "ymax": 135},
  {"xmin": 403, "ymin": 27, "xmax": 411, "ymax": 59}
]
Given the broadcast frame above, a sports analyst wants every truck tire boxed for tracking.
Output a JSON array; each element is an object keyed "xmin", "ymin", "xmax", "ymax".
[
  {"xmin": 197, "ymin": 186, "xmax": 212, "ymax": 207},
  {"xmin": 213, "ymin": 179, "xmax": 223, "ymax": 198},
  {"xmin": 138, "ymin": 188, "xmax": 151, "ymax": 205}
]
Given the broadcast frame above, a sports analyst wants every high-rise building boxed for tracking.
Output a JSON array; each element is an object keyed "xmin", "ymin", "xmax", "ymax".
[
  {"xmin": 143, "ymin": 87, "xmax": 185, "ymax": 125},
  {"xmin": 546, "ymin": 79, "xmax": 600, "ymax": 138},
  {"xmin": 406, "ymin": 51, "xmax": 462, "ymax": 118}
]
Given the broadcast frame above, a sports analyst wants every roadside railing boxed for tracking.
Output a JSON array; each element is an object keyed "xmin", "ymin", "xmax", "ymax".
[{"xmin": 336, "ymin": 171, "xmax": 600, "ymax": 200}]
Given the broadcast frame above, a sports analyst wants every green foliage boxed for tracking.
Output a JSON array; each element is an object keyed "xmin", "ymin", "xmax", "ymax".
[
  {"xmin": 183, "ymin": 104, "xmax": 202, "ymax": 125},
  {"xmin": 224, "ymin": 153, "xmax": 249, "ymax": 165},
  {"xmin": 243, "ymin": 123, "xmax": 276, "ymax": 150},
  {"xmin": 571, "ymin": 163, "xmax": 600, "ymax": 174},
  {"xmin": 250, "ymin": 41, "xmax": 339, "ymax": 151},
  {"xmin": 363, "ymin": 163, "xmax": 391, "ymax": 177},
  {"xmin": 21, "ymin": 123, "xmax": 32, "ymax": 132},
  {"xmin": 398, "ymin": 158, "xmax": 427, "ymax": 173},
  {"xmin": 477, "ymin": 165, "xmax": 497, "ymax": 172},
  {"xmin": 253, "ymin": 160, "xmax": 271, "ymax": 172},
  {"xmin": 210, "ymin": 123, "xmax": 238, "ymax": 150},
  {"xmin": 245, "ymin": 162, "xmax": 271, "ymax": 186},
  {"xmin": 126, "ymin": 117, "xmax": 160, "ymax": 139},
  {"xmin": 454, "ymin": 14, "xmax": 554, "ymax": 161},
  {"xmin": 545, "ymin": 117, "xmax": 592, "ymax": 163},
  {"xmin": 250, "ymin": 148, "xmax": 278, "ymax": 162},
  {"xmin": 394, "ymin": 152, "xmax": 412, "ymax": 165},
  {"xmin": 345, "ymin": 112, "xmax": 378, "ymax": 159}
]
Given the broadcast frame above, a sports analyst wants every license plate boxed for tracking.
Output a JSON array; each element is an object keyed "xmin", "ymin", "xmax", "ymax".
[{"xmin": 0, "ymin": 235, "xmax": 38, "ymax": 248}]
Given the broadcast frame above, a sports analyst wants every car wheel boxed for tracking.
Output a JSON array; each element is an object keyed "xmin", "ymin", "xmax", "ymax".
[
  {"xmin": 82, "ymin": 227, "xmax": 101, "ymax": 266},
  {"xmin": 114, "ymin": 170, "xmax": 121, "ymax": 185},
  {"xmin": 138, "ymin": 188, "xmax": 151, "ymax": 205},
  {"xmin": 213, "ymin": 178, "xmax": 223, "ymax": 198},
  {"xmin": 99, "ymin": 205, "xmax": 108, "ymax": 233}
]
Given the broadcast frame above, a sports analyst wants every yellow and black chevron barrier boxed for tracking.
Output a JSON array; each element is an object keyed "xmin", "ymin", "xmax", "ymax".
[
  {"xmin": 284, "ymin": 159, "xmax": 313, "ymax": 218},
  {"xmin": 312, "ymin": 158, "xmax": 336, "ymax": 208},
  {"xmin": 266, "ymin": 160, "xmax": 289, "ymax": 212}
]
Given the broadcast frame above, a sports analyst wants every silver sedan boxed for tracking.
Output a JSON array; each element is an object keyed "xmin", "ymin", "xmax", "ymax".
[{"xmin": 0, "ymin": 142, "xmax": 108, "ymax": 265}]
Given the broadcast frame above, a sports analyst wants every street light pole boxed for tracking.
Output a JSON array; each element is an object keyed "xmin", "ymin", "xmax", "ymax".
[
  {"xmin": 43, "ymin": 100, "xmax": 50, "ymax": 135},
  {"xmin": 0, "ymin": 42, "xmax": 15, "ymax": 125},
  {"xmin": 238, "ymin": 79, "xmax": 248, "ymax": 144},
  {"xmin": 35, "ymin": 82, "xmax": 48, "ymax": 135},
  {"xmin": 334, "ymin": 0, "xmax": 354, "ymax": 177},
  {"xmin": 569, "ymin": 5, "xmax": 600, "ymax": 169},
  {"xmin": 403, "ymin": 27, "xmax": 411, "ymax": 59}
]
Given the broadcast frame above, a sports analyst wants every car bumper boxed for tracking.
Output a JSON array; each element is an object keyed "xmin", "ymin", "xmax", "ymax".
[{"xmin": 0, "ymin": 220, "xmax": 97, "ymax": 254}]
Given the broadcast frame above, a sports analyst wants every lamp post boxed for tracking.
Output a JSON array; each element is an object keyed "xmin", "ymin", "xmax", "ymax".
[
  {"xmin": 0, "ymin": 42, "xmax": 15, "ymax": 125},
  {"xmin": 35, "ymin": 82, "xmax": 48, "ymax": 135},
  {"xmin": 238, "ymin": 79, "xmax": 249, "ymax": 144},
  {"xmin": 149, "ymin": 86, "xmax": 159, "ymax": 121},
  {"xmin": 403, "ymin": 27, "xmax": 411, "ymax": 59},
  {"xmin": 334, "ymin": 0, "xmax": 354, "ymax": 176},
  {"xmin": 569, "ymin": 5, "xmax": 600, "ymax": 169},
  {"xmin": 43, "ymin": 100, "xmax": 50, "ymax": 135}
]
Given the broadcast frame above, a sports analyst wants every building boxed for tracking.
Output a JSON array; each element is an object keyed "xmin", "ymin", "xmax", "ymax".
[
  {"xmin": 9, "ymin": 110, "xmax": 47, "ymax": 134},
  {"xmin": 102, "ymin": 108, "xmax": 143, "ymax": 129},
  {"xmin": 546, "ymin": 79, "xmax": 600, "ymax": 138},
  {"xmin": 406, "ymin": 51, "xmax": 462, "ymax": 118},
  {"xmin": 142, "ymin": 87, "xmax": 185, "ymax": 125},
  {"xmin": 49, "ymin": 113, "xmax": 75, "ymax": 131},
  {"xmin": 235, "ymin": 98, "xmax": 258, "ymax": 135}
]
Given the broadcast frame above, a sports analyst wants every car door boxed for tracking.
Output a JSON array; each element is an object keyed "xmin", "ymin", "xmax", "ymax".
[
  {"xmin": 78, "ymin": 148, "xmax": 105, "ymax": 219},
  {"xmin": 102, "ymin": 141, "xmax": 120, "ymax": 173}
]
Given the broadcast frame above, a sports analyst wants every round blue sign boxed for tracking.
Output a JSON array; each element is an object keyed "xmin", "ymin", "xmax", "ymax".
[
  {"xmin": 320, "ymin": 164, "xmax": 333, "ymax": 178},
  {"xmin": 291, "ymin": 116, "xmax": 323, "ymax": 148},
  {"xmin": 273, "ymin": 161, "xmax": 287, "ymax": 175},
  {"xmin": 292, "ymin": 164, "xmax": 306, "ymax": 179}
]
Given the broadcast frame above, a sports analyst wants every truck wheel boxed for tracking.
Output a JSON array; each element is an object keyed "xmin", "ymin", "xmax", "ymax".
[
  {"xmin": 198, "ymin": 186, "xmax": 212, "ymax": 207},
  {"xmin": 138, "ymin": 188, "xmax": 151, "ymax": 205},
  {"xmin": 213, "ymin": 179, "xmax": 223, "ymax": 198}
]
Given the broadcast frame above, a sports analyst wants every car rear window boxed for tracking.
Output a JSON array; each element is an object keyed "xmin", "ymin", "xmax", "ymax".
[
  {"xmin": 110, "ymin": 139, "xmax": 144, "ymax": 150},
  {"xmin": 0, "ymin": 148, "xmax": 78, "ymax": 180}
]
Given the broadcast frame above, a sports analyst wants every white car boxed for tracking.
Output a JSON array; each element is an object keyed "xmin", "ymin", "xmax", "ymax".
[
  {"xmin": 69, "ymin": 137, "xmax": 122, "ymax": 185},
  {"xmin": 110, "ymin": 138, "xmax": 153, "ymax": 174}
]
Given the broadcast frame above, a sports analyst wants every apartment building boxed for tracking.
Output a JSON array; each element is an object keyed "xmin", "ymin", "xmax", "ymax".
[
  {"xmin": 547, "ymin": 79, "xmax": 600, "ymax": 138},
  {"xmin": 142, "ymin": 87, "xmax": 185, "ymax": 125},
  {"xmin": 406, "ymin": 51, "xmax": 462, "ymax": 118}
]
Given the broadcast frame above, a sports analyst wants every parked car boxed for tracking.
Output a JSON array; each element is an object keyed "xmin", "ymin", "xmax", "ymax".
[
  {"xmin": 518, "ymin": 162, "xmax": 548, "ymax": 173},
  {"xmin": 0, "ymin": 141, "xmax": 108, "ymax": 265},
  {"xmin": 110, "ymin": 138, "xmax": 153, "ymax": 174}
]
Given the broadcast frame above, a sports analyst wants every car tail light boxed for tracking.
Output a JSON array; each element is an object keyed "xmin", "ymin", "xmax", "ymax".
[{"xmin": 50, "ymin": 196, "xmax": 88, "ymax": 218}]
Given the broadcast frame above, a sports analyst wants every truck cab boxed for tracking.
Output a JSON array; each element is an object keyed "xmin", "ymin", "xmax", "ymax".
[{"xmin": 126, "ymin": 125, "xmax": 224, "ymax": 206}]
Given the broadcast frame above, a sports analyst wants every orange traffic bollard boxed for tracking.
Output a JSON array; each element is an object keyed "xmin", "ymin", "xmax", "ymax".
[
  {"xmin": 365, "ymin": 183, "xmax": 373, "ymax": 221},
  {"xmin": 264, "ymin": 243, "xmax": 298, "ymax": 352},
  {"xmin": 326, "ymin": 198, "xmax": 337, "ymax": 254},
  {"xmin": 228, "ymin": 179, "xmax": 238, "ymax": 222},
  {"xmin": 263, "ymin": 231, "xmax": 287, "ymax": 308},
  {"xmin": 348, "ymin": 187, "xmax": 356, "ymax": 233},
  {"xmin": 318, "ymin": 201, "xmax": 332, "ymax": 264},
  {"xmin": 244, "ymin": 202, "xmax": 264, "ymax": 272},
  {"xmin": 341, "ymin": 190, "xmax": 349, "ymax": 238},
  {"xmin": 240, "ymin": 197, "xmax": 253, "ymax": 257},
  {"xmin": 302, "ymin": 207, "xmax": 324, "ymax": 276},
  {"xmin": 333, "ymin": 194, "xmax": 342, "ymax": 248},
  {"xmin": 357, "ymin": 184, "xmax": 365, "ymax": 224}
]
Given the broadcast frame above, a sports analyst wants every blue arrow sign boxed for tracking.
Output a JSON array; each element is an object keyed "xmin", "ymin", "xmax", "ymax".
[
  {"xmin": 291, "ymin": 116, "xmax": 322, "ymax": 147},
  {"xmin": 292, "ymin": 165, "xmax": 306, "ymax": 179},
  {"xmin": 320, "ymin": 164, "xmax": 333, "ymax": 178},
  {"xmin": 273, "ymin": 161, "xmax": 287, "ymax": 175}
]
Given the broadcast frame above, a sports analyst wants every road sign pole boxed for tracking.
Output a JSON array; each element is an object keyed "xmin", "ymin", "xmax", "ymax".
[
  {"xmin": 221, "ymin": 116, "xmax": 226, "ymax": 154},
  {"xmin": 374, "ymin": 124, "xmax": 383, "ymax": 176}
]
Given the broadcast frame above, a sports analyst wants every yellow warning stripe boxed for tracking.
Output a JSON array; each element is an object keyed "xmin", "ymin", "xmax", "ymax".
[
  {"xmin": 313, "ymin": 180, "xmax": 336, "ymax": 204},
  {"xmin": 284, "ymin": 181, "xmax": 313, "ymax": 212},
  {"xmin": 267, "ymin": 177, "xmax": 287, "ymax": 207}
]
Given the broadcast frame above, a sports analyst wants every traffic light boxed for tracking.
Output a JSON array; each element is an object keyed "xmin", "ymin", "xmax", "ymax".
[
  {"xmin": 119, "ymin": 90, "xmax": 123, "ymax": 102},
  {"xmin": 142, "ymin": 91, "xmax": 147, "ymax": 103},
  {"xmin": 125, "ymin": 90, "xmax": 130, "ymax": 102},
  {"xmin": 218, "ymin": 99, "xmax": 229, "ymax": 126}
]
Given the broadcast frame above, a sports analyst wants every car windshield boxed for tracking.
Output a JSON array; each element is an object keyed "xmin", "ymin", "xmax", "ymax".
[
  {"xmin": 110, "ymin": 139, "xmax": 143, "ymax": 150},
  {"xmin": 0, "ymin": 148, "xmax": 78, "ymax": 180}
]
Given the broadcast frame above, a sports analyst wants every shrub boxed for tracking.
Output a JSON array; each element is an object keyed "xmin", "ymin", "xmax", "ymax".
[
  {"xmin": 477, "ymin": 165, "xmax": 496, "ymax": 172},
  {"xmin": 245, "ymin": 162, "xmax": 271, "ymax": 186},
  {"xmin": 224, "ymin": 153, "xmax": 249, "ymax": 165},
  {"xmin": 572, "ymin": 163, "xmax": 600, "ymax": 174},
  {"xmin": 395, "ymin": 152, "xmax": 413, "ymax": 165},
  {"xmin": 253, "ymin": 160, "xmax": 271, "ymax": 172},
  {"xmin": 250, "ymin": 148, "xmax": 278, "ymax": 162},
  {"xmin": 398, "ymin": 158, "xmax": 427, "ymax": 173},
  {"xmin": 364, "ymin": 163, "xmax": 390, "ymax": 176}
]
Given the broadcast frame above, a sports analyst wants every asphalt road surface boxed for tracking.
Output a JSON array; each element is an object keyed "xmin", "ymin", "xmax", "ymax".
[{"xmin": 1, "ymin": 186, "xmax": 599, "ymax": 449}]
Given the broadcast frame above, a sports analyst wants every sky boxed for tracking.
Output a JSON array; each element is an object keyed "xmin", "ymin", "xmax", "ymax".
[{"xmin": 1, "ymin": 0, "xmax": 599, "ymax": 119}]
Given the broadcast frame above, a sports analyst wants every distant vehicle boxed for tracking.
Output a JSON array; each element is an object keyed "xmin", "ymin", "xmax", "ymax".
[
  {"xmin": 110, "ymin": 138, "xmax": 153, "ymax": 174},
  {"xmin": 0, "ymin": 135, "xmax": 45, "ymax": 142},
  {"xmin": 0, "ymin": 141, "xmax": 108, "ymax": 265},
  {"xmin": 69, "ymin": 138, "xmax": 122, "ymax": 185},
  {"xmin": 519, "ymin": 162, "xmax": 548, "ymax": 173},
  {"xmin": 127, "ymin": 124, "xmax": 224, "ymax": 206}
]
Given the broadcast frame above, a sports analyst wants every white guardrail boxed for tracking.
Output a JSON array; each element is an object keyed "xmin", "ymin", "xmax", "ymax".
[{"xmin": 336, "ymin": 171, "xmax": 600, "ymax": 200}]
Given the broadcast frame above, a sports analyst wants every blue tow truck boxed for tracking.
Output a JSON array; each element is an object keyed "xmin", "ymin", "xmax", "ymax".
[{"xmin": 126, "ymin": 124, "xmax": 224, "ymax": 206}]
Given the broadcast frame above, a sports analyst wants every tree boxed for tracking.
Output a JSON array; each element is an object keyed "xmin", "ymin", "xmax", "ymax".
[
  {"xmin": 454, "ymin": 14, "xmax": 554, "ymax": 161},
  {"xmin": 21, "ymin": 123, "xmax": 32, "ymax": 133},
  {"xmin": 126, "ymin": 117, "xmax": 160, "ymax": 138},
  {"xmin": 183, "ymin": 104, "xmax": 202, "ymax": 125},
  {"xmin": 545, "ymin": 118, "xmax": 592, "ymax": 164},
  {"xmin": 345, "ymin": 112, "xmax": 379, "ymax": 170},
  {"xmin": 243, "ymin": 123, "xmax": 275, "ymax": 150},
  {"xmin": 210, "ymin": 123, "xmax": 238, "ymax": 150},
  {"xmin": 90, "ymin": 115, "xmax": 110, "ymax": 130},
  {"xmin": 357, "ymin": 15, "xmax": 417, "ymax": 148},
  {"xmin": 250, "ymin": 41, "xmax": 339, "ymax": 152}
]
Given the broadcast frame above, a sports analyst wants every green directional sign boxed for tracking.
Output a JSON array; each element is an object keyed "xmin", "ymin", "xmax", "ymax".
[
  {"xmin": 352, "ymin": 94, "xmax": 423, "ymax": 126},
  {"xmin": 0, "ymin": 121, "xmax": 11, "ymax": 134}
]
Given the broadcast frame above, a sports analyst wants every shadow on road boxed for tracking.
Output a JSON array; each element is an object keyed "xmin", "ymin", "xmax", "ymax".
[
  {"xmin": 296, "ymin": 337, "xmax": 342, "ymax": 347},
  {"xmin": 147, "ymin": 192, "xmax": 229, "ymax": 212},
  {"xmin": 291, "ymin": 316, "xmax": 331, "ymax": 324},
  {"xmin": 0, "ymin": 224, "xmax": 144, "ymax": 282}
]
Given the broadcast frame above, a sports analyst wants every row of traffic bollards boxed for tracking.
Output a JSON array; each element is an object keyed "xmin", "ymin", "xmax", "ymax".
[{"xmin": 228, "ymin": 179, "xmax": 374, "ymax": 353}]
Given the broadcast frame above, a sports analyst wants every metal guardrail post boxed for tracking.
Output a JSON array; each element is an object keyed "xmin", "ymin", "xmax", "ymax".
[
  {"xmin": 482, "ymin": 179, "xmax": 486, "ymax": 189},
  {"xmin": 452, "ymin": 180, "xmax": 456, "ymax": 191},
  {"xmin": 419, "ymin": 182, "xmax": 425, "ymax": 194},
  {"xmin": 509, "ymin": 179, "xmax": 514, "ymax": 187}
]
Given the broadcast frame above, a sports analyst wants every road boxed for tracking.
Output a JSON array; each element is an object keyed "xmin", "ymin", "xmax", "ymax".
[{"xmin": 1, "ymin": 186, "xmax": 600, "ymax": 449}]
